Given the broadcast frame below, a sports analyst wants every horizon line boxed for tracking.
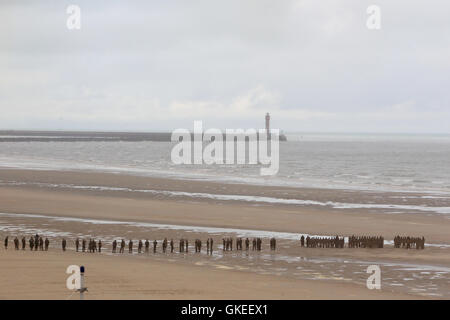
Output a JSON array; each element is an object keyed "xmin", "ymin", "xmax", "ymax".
[{"xmin": 1, "ymin": 129, "xmax": 450, "ymax": 136}]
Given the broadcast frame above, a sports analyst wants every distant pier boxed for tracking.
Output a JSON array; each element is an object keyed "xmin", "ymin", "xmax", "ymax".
[{"xmin": 0, "ymin": 130, "xmax": 287, "ymax": 142}]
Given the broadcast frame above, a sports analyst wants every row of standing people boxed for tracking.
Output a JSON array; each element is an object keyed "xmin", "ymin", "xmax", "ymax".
[
  {"xmin": 194, "ymin": 239, "xmax": 214, "ymax": 254},
  {"xmin": 5, "ymin": 235, "xmax": 270, "ymax": 252},
  {"xmin": 393, "ymin": 236, "xmax": 425, "ymax": 249},
  {"xmin": 3, "ymin": 237, "xmax": 250, "ymax": 254},
  {"xmin": 74, "ymin": 238, "xmax": 103, "ymax": 253},
  {"xmin": 300, "ymin": 235, "xmax": 345, "ymax": 248},
  {"xmin": 348, "ymin": 235, "xmax": 384, "ymax": 248},
  {"xmin": 222, "ymin": 237, "xmax": 265, "ymax": 251},
  {"xmin": 299, "ymin": 235, "xmax": 386, "ymax": 249},
  {"xmin": 5, "ymin": 235, "xmax": 426, "ymax": 252},
  {"xmin": 3, "ymin": 235, "xmax": 50, "ymax": 251},
  {"xmin": 108, "ymin": 238, "xmax": 214, "ymax": 254},
  {"xmin": 111, "ymin": 239, "xmax": 159, "ymax": 254}
]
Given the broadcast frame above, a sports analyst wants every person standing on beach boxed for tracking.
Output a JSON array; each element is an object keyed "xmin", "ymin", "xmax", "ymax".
[
  {"xmin": 14, "ymin": 237, "xmax": 19, "ymax": 250},
  {"xmin": 245, "ymin": 238, "xmax": 250, "ymax": 251},
  {"xmin": 98, "ymin": 240, "xmax": 102, "ymax": 253},
  {"xmin": 120, "ymin": 239, "xmax": 125, "ymax": 253},
  {"xmin": 4, "ymin": 236, "xmax": 8, "ymax": 250},
  {"xmin": 75, "ymin": 238, "xmax": 80, "ymax": 252},
  {"xmin": 35, "ymin": 234, "xmax": 39, "ymax": 251},
  {"xmin": 163, "ymin": 238, "xmax": 167, "ymax": 253},
  {"xmin": 29, "ymin": 237, "xmax": 34, "ymax": 250},
  {"xmin": 138, "ymin": 240, "xmax": 143, "ymax": 253},
  {"xmin": 22, "ymin": 236, "xmax": 26, "ymax": 250},
  {"xmin": 112, "ymin": 240, "xmax": 117, "ymax": 253},
  {"xmin": 62, "ymin": 238, "xmax": 67, "ymax": 251},
  {"xmin": 153, "ymin": 240, "xmax": 157, "ymax": 253},
  {"xmin": 39, "ymin": 237, "xmax": 44, "ymax": 251},
  {"xmin": 145, "ymin": 239, "xmax": 149, "ymax": 253},
  {"xmin": 170, "ymin": 239, "xmax": 174, "ymax": 253},
  {"xmin": 270, "ymin": 238, "xmax": 276, "ymax": 250},
  {"xmin": 128, "ymin": 240, "xmax": 133, "ymax": 253},
  {"xmin": 44, "ymin": 238, "xmax": 49, "ymax": 251},
  {"xmin": 82, "ymin": 239, "xmax": 86, "ymax": 252}
]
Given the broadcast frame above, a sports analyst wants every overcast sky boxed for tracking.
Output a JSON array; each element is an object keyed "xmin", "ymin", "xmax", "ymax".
[{"xmin": 1, "ymin": 0, "xmax": 449, "ymax": 133}]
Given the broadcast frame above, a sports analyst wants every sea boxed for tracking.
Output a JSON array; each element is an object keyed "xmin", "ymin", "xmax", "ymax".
[{"xmin": 0, "ymin": 131, "xmax": 449, "ymax": 195}]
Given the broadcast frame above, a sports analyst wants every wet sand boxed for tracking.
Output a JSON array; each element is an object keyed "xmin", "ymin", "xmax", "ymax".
[
  {"xmin": 1, "ymin": 169, "xmax": 450, "ymax": 243},
  {"xmin": 0, "ymin": 248, "xmax": 416, "ymax": 300},
  {"xmin": 0, "ymin": 168, "xmax": 449, "ymax": 299}
]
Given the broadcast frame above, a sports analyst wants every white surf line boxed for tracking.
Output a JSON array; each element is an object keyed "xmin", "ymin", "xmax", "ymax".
[
  {"xmin": 0, "ymin": 212, "xmax": 308, "ymax": 240},
  {"xmin": 2, "ymin": 181, "xmax": 450, "ymax": 215},
  {"xmin": 1, "ymin": 212, "xmax": 450, "ymax": 248},
  {"xmin": 0, "ymin": 224, "xmax": 74, "ymax": 238},
  {"xmin": 3, "ymin": 161, "xmax": 450, "ymax": 197}
]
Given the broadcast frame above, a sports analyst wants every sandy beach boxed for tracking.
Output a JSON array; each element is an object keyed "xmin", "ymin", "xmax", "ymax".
[
  {"xmin": 0, "ymin": 247, "xmax": 417, "ymax": 300},
  {"xmin": 3, "ymin": 0, "xmax": 450, "ymax": 304},
  {"xmin": 1, "ymin": 168, "xmax": 449, "ymax": 299}
]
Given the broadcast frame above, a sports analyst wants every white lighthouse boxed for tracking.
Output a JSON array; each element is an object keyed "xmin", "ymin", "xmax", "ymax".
[{"xmin": 265, "ymin": 112, "xmax": 270, "ymax": 133}]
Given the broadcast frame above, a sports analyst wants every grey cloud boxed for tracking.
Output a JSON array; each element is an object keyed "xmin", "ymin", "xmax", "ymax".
[{"xmin": 0, "ymin": 0, "xmax": 449, "ymax": 132}]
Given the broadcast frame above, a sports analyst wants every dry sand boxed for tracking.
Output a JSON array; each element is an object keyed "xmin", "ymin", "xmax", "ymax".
[
  {"xmin": 1, "ymin": 169, "xmax": 449, "ymax": 243},
  {"xmin": 0, "ymin": 248, "xmax": 415, "ymax": 300},
  {"xmin": 0, "ymin": 168, "xmax": 449, "ymax": 299}
]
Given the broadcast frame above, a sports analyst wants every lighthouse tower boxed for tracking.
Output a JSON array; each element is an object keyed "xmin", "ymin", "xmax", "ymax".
[{"xmin": 265, "ymin": 113, "xmax": 270, "ymax": 133}]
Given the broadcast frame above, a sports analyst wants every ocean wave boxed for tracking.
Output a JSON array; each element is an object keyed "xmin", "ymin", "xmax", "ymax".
[{"xmin": 2, "ymin": 181, "xmax": 450, "ymax": 215}]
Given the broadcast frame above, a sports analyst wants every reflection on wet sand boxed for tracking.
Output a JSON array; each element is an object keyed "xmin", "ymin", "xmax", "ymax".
[{"xmin": 1, "ymin": 212, "xmax": 449, "ymax": 298}]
